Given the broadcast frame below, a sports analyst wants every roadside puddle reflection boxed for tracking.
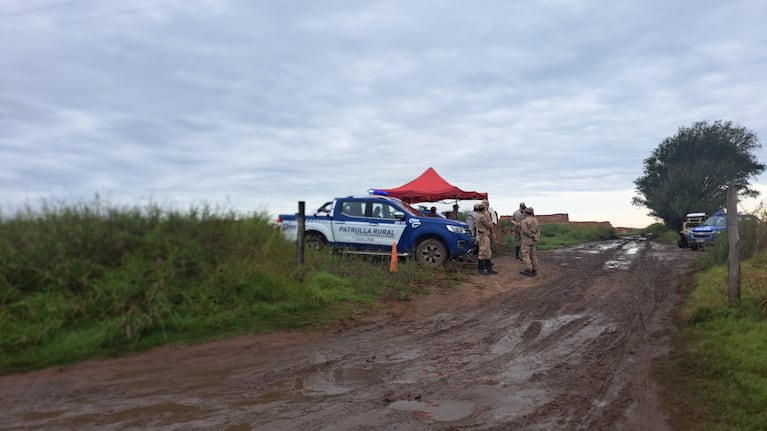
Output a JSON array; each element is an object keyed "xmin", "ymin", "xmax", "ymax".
[
  {"xmin": 387, "ymin": 399, "xmax": 475, "ymax": 422},
  {"xmin": 300, "ymin": 367, "xmax": 382, "ymax": 396}
]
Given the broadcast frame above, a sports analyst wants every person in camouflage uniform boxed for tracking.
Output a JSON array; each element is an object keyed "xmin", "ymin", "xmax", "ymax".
[
  {"xmin": 475, "ymin": 202, "xmax": 498, "ymax": 275},
  {"xmin": 519, "ymin": 206, "xmax": 540, "ymax": 277},
  {"xmin": 511, "ymin": 202, "xmax": 526, "ymax": 260}
]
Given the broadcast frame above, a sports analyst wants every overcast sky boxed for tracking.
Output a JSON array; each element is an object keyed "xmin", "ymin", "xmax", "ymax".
[{"xmin": 2, "ymin": 0, "xmax": 766, "ymax": 227}]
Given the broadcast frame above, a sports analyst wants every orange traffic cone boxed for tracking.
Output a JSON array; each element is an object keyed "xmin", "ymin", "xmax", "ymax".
[{"xmin": 389, "ymin": 241, "xmax": 398, "ymax": 273}]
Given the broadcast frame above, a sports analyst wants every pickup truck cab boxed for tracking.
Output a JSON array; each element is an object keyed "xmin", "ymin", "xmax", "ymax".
[{"xmin": 276, "ymin": 196, "xmax": 475, "ymax": 266}]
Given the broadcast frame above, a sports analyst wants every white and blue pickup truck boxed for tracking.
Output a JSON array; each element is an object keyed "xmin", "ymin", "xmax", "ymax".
[{"xmin": 275, "ymin": 195, "xmax": 475, "ymax": 267}]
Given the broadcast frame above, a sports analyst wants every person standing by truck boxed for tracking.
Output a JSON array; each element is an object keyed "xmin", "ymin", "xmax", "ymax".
[
  {"xmin": 464, "ymin": 203, "xmax": 481, "ymax": 257},
  {"xmin": 447, "ymin": 203, "xmax": 460, "ymax": 220},
  {"xmin": 482, "ymin": 199, "xmax": 498, "ymax": 225},
  {"xmin": 475, "ymin": 202, "xmax": 498, "ymax": 275},
  {"xmin": 465, "ymin": 204, "xmax": 478, "ymax": 236},
  {"xmin": 511, "ymin": 202, "xmax": 526, "ymax": 260},
  {"xmin": 519, "ymin": 206, "xmax": 540, "ymax": 276}
]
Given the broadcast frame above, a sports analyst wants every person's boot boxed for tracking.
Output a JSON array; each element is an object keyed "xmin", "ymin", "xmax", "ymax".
[
  {"xmin": 531, "ymin": 269, "xmax": 537, "ymax": 276},
  {"xmin": 487, "ymin": 259, "xmax": 498, "ymax": 274},
  {"xmin": 515, "ymin": 246, "xmax": 521, "ymax": 260},
  {"xmin": 478, "ymin": 260, "xmax": 488, "ymax": 275},
  {"xmin": 519, "ymin": 268, "xmax": 534, "ymax": 276}
]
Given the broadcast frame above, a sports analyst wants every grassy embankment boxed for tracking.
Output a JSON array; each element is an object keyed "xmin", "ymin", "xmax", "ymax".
[
  {"xmin": 647, "ymin": 216, "xmax": 767, "ymax": 431},
  {"xmin": 0, "ymin": 199, "xmax": 454, "ymax": 374}
]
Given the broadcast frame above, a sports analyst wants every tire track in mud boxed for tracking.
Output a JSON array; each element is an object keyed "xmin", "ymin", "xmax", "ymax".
[
  {"xmin": 496, "ymin": 238, "xmax": 694, "ymax": 431},
  {"xmin": 0, "ymin": 239, "xmax": 696, "ymax": 431}
]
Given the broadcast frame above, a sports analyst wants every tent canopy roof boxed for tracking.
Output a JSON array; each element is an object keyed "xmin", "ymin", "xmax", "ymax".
[{"xmin": 370, "ymin": 167, "xmax": 488, "ymax": 203}]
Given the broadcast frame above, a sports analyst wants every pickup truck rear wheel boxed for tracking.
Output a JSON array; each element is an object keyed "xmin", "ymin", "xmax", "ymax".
[
  {"xmin": 416, "ymin": 238, "xmax": 447, "ymax": 267},
  {"xmin": 305, "ymin": 232, "xmax": 327, "ymax": 251}
]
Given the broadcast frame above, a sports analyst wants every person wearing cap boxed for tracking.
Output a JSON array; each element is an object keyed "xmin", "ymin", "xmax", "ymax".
[
  {"xmin": 447, "ymin": 203, "xmax": 460, "ymax": 220},
  {"xmin": 474, "ymin": 201, "xmax": 498, "ymax": 275},
  {"xmin": 482, "ymin": 199, "xmax": 498, "ymax": 225},
  {"xmin": 482, "ymin": 198, "xmax": 499, "ymax": 260},
  {"xmin": 511, "ymin": 202, "xmax": 527, "ymax": 260},
  {"xmin": 519, "ymin": 206, "xmax": 540, "ymax": 277}
]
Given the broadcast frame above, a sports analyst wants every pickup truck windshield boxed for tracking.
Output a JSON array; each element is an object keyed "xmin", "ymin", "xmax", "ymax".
[
  {"xmin": 703, "ymin": 215, "xmax": 726, "ymax": 227},
  {"xmin": 398, "ymin": 201, "xmax": 424, "ymax": 217}
]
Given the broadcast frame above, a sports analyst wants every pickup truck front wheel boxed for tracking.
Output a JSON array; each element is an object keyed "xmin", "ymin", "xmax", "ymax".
[
  {"xmin": 416, "ymin": 238, "xmax": 447, "ymax": 267},
  {"xmin": 305, "ymin": 232, "xmax": 328, "ymax": 251}
]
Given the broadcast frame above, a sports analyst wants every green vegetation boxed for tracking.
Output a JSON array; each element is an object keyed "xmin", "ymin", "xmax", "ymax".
[
  {"xmin": 657, "ymin": 211, "xmax": 767, "ymax": 430},
  {"xmin": 499, "ymin": 220, "xmax": 616, "ymax": 250},
  {"xmin": 638, "ymin": 222, "xmax": 679, "ymax": 243},
  {"xmin": 536, "ymin": 223, "xmax": 616, "ymax": 250},
  {"xmin": 0, "ymin": 199, "xmax": 453, "ymax": 374}
]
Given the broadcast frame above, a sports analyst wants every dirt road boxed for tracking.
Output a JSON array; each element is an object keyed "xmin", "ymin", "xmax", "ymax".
[{"xmin": 1, "ymin": 237, "xmax": 695, "ymax": 430}]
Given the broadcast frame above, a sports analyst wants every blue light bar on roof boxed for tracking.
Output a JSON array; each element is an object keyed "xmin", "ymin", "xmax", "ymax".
[{"xmin": 368, "ymin": 189, "xmax": 389, "ymax": 196}]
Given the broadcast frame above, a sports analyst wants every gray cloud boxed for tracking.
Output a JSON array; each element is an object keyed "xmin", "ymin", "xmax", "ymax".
[{"xmin": 1, "ymin": 0, "xmax": 766, "ymax": 226}]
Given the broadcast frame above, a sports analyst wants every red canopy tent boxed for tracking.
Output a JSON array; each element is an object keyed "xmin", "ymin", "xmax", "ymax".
[{"xmin": 370, "ymin": 167, "xmax": 488, "ymax": 203}]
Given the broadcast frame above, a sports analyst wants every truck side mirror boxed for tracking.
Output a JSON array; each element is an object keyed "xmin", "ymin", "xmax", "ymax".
[{"xmin": 392, "ymin": 211, "xmax": 405, "ymax": 220}]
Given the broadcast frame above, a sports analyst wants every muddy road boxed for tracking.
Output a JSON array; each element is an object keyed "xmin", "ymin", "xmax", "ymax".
[{"xmin": 1, "ymin": 238, "xmax": 695, "ymax": 430}]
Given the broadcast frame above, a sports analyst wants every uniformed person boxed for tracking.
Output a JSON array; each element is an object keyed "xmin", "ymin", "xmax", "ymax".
[
  {"xmin": 475, "ymin": 202, "xmax": 498, "ymax": 275},
  {"xmin": 482, "ymin": 199, "xmax": 498, "ymax": 225},
  {"xmin": 462, "ymin": 203, "xmax": 480, "ymax": 257},
  {"xmin": 511, "ymin": 202, "xmax": 526, "ymax": 260},
  {"xmin": 519, "ymin": 206, "xmax": 540, "ymax": 276},
  {"xmin": 465, "ymin": 204, "xmax": 479, "ymax": 237}
]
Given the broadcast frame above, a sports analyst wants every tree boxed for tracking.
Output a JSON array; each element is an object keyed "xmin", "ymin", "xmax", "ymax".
[{"xmin": 632, "ymin": 120, "xmax": 765, "ymax": 230}]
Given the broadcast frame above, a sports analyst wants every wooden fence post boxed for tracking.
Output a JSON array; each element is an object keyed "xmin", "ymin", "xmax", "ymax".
[
  {"xmin": 297, "ymin": 201, "xmax": 305, "ymax": 265},
  {"xmin": 727, "ymin": 186, "xmax": 740, "ymax": 305}
]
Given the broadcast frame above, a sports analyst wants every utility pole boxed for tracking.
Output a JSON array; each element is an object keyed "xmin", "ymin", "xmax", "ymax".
[
  {"xmin": 297, "ymin": 201, "xmax": 305, "ymax": 265},
  {"xmin": 727, "ymin": 185, "xmax": 740, "ymax": 304}
]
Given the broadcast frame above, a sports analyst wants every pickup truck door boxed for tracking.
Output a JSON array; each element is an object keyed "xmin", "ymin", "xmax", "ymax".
[
  {"xmin": 332, "ymin": 200, "xmax": 374, "ymax": 247},
  {"xmin": 332, "ymin": 199, "xmax": 407, "ymax": 249},
  {"xmin": 365, "ymin": 200, "xmax": 408, "ymax": 248}
]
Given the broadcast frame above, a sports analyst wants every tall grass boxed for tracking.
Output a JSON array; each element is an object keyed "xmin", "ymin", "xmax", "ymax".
[
  {"xmin": 693, "ymin": 215, "xmax": 766, "ymax": 271},
  {"xmin": 0, "ymin": 198, "xmax": 449, "ymax": 374},
  {"xmin": 640, "ymin": 222, "xmax": 680, "ymax": 243}
]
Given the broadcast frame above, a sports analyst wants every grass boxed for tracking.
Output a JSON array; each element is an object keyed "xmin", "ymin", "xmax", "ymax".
[
  {"xmin": 639, "ymin": 222, "xmax": 681, "ymax": 243},
  {"xmin": 499, "ymin": 220, "xmax": 617, "ymax": 250},
  {"xmin": 0, "ymin": 198, "xmax": 456, "ymax": 374}
]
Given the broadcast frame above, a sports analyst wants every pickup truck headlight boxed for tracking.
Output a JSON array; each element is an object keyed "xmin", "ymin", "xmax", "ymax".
[{"xmin": 446, "ymin": 225, "xmax": 468, "ymax": 234}]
